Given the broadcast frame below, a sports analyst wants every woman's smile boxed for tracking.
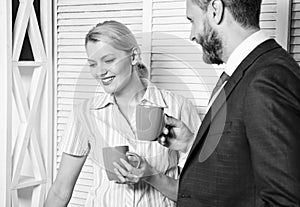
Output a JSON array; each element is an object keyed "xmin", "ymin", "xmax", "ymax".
[{"xmin": 101, "ymin": 75, "xmax": 115, "ymax": 86}]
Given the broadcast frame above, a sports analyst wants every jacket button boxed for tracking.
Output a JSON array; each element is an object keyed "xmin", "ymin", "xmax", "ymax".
[{"xmin": 180, "ymin": 194, "xmax": 191, "ymax": 198}]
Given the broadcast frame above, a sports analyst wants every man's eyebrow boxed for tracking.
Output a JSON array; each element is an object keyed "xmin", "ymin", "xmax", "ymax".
[{"xmin": 187, "ymin": 16, "xmax": 192, "ymax": 21}]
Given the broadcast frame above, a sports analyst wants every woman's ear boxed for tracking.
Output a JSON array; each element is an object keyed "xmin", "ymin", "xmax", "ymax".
[
  {"xmin": 210, "ymin": 0, "xmax": 224, "ymax": 25},
  {"xmin": 131, "ymin": 47, "xmax": 138, "ymax": 65}
]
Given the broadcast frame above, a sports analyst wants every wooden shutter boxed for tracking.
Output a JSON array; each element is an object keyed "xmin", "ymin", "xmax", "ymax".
[
  {"xmin": 55, "ymin": 0, "xmax": 143, "ymax": 206},
  {"xmin": 291, "ymin": 0, "xmax": 300, "ymax": 63},
  {"xmin": 151, "ymin": 0, "xmax": 221, "ymax": 119},
  {"xmin": 260, "ymin": 0, "xmax": 278, "ymax": 37}
]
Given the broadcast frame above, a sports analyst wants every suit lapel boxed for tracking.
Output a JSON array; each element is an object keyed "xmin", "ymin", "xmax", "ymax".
[
  {"xmin": 186, "ymin": 67, "xmax": 244, "ymax": 161},
  {"xmin": 183, "ymin": 39, "xmax": 281, "ymax": 167}
]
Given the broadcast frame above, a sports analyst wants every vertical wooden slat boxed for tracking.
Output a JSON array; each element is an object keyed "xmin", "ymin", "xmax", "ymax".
[
  {"xmin": 276, "ymin": 0, "xmax": 292, "ymax": 51},
  {"xmin": 11, "ymin": 190, "xmax": 19, "ymax": 207},
  {"xmin": 53, "ymin": 0, "xmax": 59, "ymax": 184},
  {"xmin": 31, "ymin": 185, "xmax": 46, "ymax": 207},
  {"xmin": 0, "ymin": 0, "xmax": 12, "ymax": 205},
  {"xmin": 40, "ymin": 0, "xmax": 54, "ymax": 192},
  {"xmin": 141, "ymin": 0, "xmax": 153, "ymax": 71}
]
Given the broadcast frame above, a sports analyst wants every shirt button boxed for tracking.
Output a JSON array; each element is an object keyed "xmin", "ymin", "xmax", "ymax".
[{"xmin": 180, "ymin": 194, "xmax": 186, "ymax": 198}]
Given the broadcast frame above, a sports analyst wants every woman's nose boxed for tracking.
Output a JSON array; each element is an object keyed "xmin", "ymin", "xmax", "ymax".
[{"xmin": 92, "ymin": 65, "xmax": 107, "ymax": 77}]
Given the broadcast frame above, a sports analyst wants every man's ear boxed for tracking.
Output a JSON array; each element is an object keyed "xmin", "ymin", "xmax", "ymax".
[
  {"xmin": 210, "ymin": 0, "xmax": 224, "ymax": 25},
  {"xmin": 131, "ymin": 47, "xmax": 138, "ymax": 65}
]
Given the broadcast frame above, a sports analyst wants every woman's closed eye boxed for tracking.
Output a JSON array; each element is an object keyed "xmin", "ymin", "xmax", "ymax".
[
  {"xmin": 88, "ymin": 60, "xmax": 97, "ymax": 68},
  {"xmin": 89, "ymin": 63, "xmax": 96, "ymax": 68},
  {"xmin": 104, "ymin": 58, "xmax": 115, "ymax": 64}
]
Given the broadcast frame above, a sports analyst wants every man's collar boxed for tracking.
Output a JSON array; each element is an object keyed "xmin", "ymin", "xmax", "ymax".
[{"xmin": 225, "ymin": 30, "xmax": 271, "ymax": 76}]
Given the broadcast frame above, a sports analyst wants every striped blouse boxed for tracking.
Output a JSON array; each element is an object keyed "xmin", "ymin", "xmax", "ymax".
[{"xmin": 60, "ymin": 80, "xmax": 201, "ymax": 207}]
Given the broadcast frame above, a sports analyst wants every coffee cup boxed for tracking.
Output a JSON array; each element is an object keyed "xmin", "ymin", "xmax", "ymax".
[
  {"xmin": 102, "ymin": 145, "xmax": 141, "ymax": 181},
  {"xmin": 136, "ymin": 105, "xmax": 164, "ymax": 141}
]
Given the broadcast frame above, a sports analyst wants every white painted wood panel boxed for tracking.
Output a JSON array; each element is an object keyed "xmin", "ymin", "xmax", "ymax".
[{"xmin": 0, "ymin": 0, "xmax": 12, "ymax": 205}]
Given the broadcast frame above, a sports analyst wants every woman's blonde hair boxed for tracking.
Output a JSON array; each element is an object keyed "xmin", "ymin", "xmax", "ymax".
[{"xmin": 85, "ymin": 20, "xmax": 149, "ymax": 79}]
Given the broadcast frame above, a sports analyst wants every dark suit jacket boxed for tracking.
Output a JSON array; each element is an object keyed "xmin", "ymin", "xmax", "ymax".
[{"xmin": 177, "ymin": 39, "xmax": 300, "ymax": 207}]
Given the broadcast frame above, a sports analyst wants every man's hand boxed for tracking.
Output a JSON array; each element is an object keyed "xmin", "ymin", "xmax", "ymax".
[{"xmin": 158, "ymin": 115, "xmax": 194, "ymax": 153}]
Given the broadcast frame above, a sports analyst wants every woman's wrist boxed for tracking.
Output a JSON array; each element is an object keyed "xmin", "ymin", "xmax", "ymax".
[
  {"xmin": 143, "ymin": 170, "xmax": 179, "ymax": 202},
  {"xmin": 143, "ymin": 167, "xmax": 160, "ymax": 183}
]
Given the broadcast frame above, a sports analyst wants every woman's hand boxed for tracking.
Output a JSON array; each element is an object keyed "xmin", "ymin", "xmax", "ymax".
[
  {"xmin": 113, "ymin": 153, "xmax": 157, "ymax": 184},
  {"xmin": 113, "ymin": 152, "xmax": 179, "ymax": 201}
]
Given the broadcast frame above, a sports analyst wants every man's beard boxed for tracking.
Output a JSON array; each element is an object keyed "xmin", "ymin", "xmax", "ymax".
[{"xmin": 198, "ymin": 21, "xmax": 224, "ymax": 65}]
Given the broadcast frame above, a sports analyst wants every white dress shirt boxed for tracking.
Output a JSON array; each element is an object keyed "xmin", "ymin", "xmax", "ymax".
[{"xmin": 207, "ymin": 30, "xmax": 271, "ymax": 109}]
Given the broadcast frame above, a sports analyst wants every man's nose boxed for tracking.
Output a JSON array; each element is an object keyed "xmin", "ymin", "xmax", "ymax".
[{"xmin": 190, "ymin": 33, "xmax": 196, "ymax": 42}]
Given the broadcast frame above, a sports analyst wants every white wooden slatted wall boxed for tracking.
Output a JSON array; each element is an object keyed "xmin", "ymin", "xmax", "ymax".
[
  {"xmin": 151, "ymin": 0, "xmax": 220, "ymax": 118},
  {"xmin": 261, "ymin": 0, "xmax": 278, "ymax": 38},
  {"xmin": 150, "ymin": 0, "xmax": 278, "ymax": 119},
  {"xmin": 56, "ymin": 0, "xmax": 143, "ymax": 206},
  {"xmin": 55, "ymin": 0, "xmax": 279, "ymax": 206},
  {"xmin": 291, "ymin": 0, "xmax": 300, "ymax": 63}
]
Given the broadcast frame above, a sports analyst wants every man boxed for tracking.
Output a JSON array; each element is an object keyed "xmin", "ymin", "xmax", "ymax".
[{"xmin": 159, "ymin": 0, "xmax": 300, "ymax": 206}]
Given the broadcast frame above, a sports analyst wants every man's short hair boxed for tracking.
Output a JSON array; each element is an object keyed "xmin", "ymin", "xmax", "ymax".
[{"xmin": 191, "ymin": 0, "xmax": 262, "ymax": 29}]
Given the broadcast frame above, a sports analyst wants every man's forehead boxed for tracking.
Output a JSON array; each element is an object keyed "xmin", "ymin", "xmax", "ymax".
[
  {"xmin": 186, "ymin": 0, "xmax": 193, "ymax": 16},
  {"xmin": 186, "ymin": 0, "xmax": 192, "ymax": 8},
  {"xmin": 186, "ymin": 0, "xmax": 201, "ymax": 17}
]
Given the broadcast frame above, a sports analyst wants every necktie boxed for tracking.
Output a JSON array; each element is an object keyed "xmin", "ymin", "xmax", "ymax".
[{"xmin": 209, "ymin": 72, "xmax": 230, "ymax": 102}]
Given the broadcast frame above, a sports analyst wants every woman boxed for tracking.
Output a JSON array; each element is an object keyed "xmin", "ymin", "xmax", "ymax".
[{"xmin": 45, "ymin": 20, "xmax": 200, "ymax": 207}]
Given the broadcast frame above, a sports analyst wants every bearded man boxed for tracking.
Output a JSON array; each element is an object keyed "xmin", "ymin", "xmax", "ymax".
[{"xmin": 158, "ymin": 0, "xmax": 300, "ymax": 206}]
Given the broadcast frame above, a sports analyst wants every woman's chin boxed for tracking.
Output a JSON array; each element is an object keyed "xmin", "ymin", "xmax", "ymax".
[{"xmin": 103, "ymin": 87, "xmax": 115, "ymax": 94}]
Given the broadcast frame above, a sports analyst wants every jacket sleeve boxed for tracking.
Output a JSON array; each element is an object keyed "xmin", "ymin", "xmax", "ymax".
[{"xmin": 243, "ymin": 65, "xmax": 300, "ymax": 206}]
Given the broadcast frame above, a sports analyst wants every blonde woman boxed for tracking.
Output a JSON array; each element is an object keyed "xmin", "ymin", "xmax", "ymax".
[{"xmin": 45, "ymin": 21, "xmax": 200, "ymax": 207}]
